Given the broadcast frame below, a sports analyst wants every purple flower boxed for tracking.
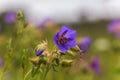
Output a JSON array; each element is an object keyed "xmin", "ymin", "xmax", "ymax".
[
  {"xmin": 0, "ymin": 57, "xmax": 3, "ymax": 69},
  {"xmin": 107, "ymin": 20, "xmax": 120, "ymax": 38},
  {"xmin": 36, "ymin": 49, "xmax": 43, "ymax": 56},
  {"xmin": 90, "ymin": 56, "xmax": 100, "ymax": 75},
  {"xmin": 0, "ymin": 24, "xmax": 2, "ymax": 32},
  {"xmin": 78, "ymin": 37, "xmax": 91, "ymax": 53},
  {"xmin": 53, "ymin": 26, "xmax": 76, "ymax": 52},
  {"xmin": 4, "ymin": 12, "xmax": 16, "ymax": 24}
]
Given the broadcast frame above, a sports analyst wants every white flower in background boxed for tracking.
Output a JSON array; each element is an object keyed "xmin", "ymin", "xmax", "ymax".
[{"xmin": 93, "ymin": 38, "xmax": 111, "ymax": 51}]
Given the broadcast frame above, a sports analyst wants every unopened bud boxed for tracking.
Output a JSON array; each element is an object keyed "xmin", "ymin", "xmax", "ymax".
[
  {"xmin": 66, "ymin": 50, "xmax": 76, "ymax": 56},
  {"xmin": 29, "ymin": 56, "xmax": 47, "ymax": 66},
  {"xmin": 61, "ymin": 60, "xmax": 74, "ymax": 67},
  {"xmin": 35, "ymin": 41, "xmax": 47, "ymax": 56},
  {"xmin": 70, "ymin": 45, "xmax": 82, "ymax": 53},
  {"xmin": 35, "ymin": 49, "xmax": 44, "ymax": 56},
  {"xmin": 29, "ymin": 57, "xmax": 39, "ymax": 65},
  {"xmin": 17, "ymin": 11, "xmax": 23, "ymax": 20}
]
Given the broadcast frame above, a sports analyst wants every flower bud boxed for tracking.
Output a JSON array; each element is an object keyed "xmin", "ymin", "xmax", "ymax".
[
  {"xmin": 29, "ymin": 57, "xmax": 39, "ymax": 65},
  {"xmin": 17, "ymin": 11, "xmax": 23, "ymax": 20},
  {"xmin": 61, "ymin": 60, "xmax": 74, "ymax": 67},
  {"xmin": 29, "ymin": 57, "xmax": 47, "ymax": 66},
  {"xmin": 66, "ymin": 50, "xmax": 76, "ymax": 56},
  {"xmin": 35, "ymin": 41, "xmax": 47, "ymax": 56},
  {"xmin": 35, "ymin": 49, "xmax": 43, "ymax": 56}
]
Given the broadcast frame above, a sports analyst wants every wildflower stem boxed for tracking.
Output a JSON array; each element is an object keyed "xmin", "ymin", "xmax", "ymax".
[
  {"xmin": 42, "ymin": 64, "xmax": 50, "ymax": 80},
  {"xmin": 0, "ymin": 71, "xmax": 2, "ymax": 80},
  {"xmin": 24, "ymin": 69, "xmax": 32, "ymax": 80}
]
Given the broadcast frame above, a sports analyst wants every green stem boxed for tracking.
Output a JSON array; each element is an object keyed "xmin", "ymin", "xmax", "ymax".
[
  {"xmin": 0, "ymin": 71, "xmax": 3, "ymax": 80},
  {"xmin": 23, "ymin": 69, "xmax": 25, "ymax": 80},
  {"xmin": 24, "ymin": 69, "xmax": 32, "ymax": 80},
  {"xmin": 42, "ymin": 64, "xmax": 50, "ymax": 80}
]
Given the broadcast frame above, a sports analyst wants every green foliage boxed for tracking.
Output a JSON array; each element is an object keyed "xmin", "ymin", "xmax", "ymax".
[{"xmin": 0, "ymin": 11, "xmax": 120, "ymax": 80}]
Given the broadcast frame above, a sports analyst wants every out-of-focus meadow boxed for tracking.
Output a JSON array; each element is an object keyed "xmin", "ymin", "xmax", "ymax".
[
  {"xmin": 0, "ymin": 1, "xmax": 120, "ymax": 80},
  {"xmin": 0, "ymin": 11, "xmax": 120, "ymax": 80}
]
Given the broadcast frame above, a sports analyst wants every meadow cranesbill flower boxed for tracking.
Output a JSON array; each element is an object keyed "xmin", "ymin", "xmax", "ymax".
[
  {"xmin": 0, "ymin": 24, "xmax": 2, "ymax": 32},
  {"xmin": 107, "ymin": 20, "xmax": 120, "ymax": 38},
  {"xmin": 4, "ymin": 12, "xmax": 16, "ymax": 24},
  {"xmin": 0, "ymin": 57, "xmax": 3, "ymax": 68},
  {"xmin": 36, "ymin": 49, "xmax": 44, "ymax": 56},
  {"xmin": 53, "ymin": 26, "xmax": 76, "ymax": 52},
  {"xmin": 90, "ymin": 56, "xmax": 100, "ymax": 75},
  {"xmin": 78, "ymin": 37, "xmax": 91, "ymax": 53}
]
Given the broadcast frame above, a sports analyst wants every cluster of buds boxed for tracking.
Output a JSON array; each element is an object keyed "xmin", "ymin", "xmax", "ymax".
[
  {"xmin": 29, "ymin": 26, "xmax": 82, "ymax": 74},
  {"xmin": 26, "ymin": 26, "xmax": 89, "ymax": 80},
  {"xmin": 29, "ymin": 41, "xmax": 48, "ymax": 65},
  {"xmin": 29, "ymin": 41, "xmax": 80, "ymax": 68}
]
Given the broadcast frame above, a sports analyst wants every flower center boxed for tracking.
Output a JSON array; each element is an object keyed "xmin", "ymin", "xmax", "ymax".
[{"xmin": 57, "ymin": 30, "xmax": 68, "ymax": 45}]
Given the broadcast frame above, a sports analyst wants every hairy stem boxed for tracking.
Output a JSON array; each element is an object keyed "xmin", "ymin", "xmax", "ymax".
[
  {"xmin": 24, "ymin": 69, "xmax": 32, "ymax": 80},
  {"xmin": 42, "ymin": 64, "xmax": 51, "ymax": 80}
]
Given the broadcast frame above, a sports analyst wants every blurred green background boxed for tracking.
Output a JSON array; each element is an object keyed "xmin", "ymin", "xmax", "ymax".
[{"xmin": 0, "ymin": 10, "xmax": 120, "ymax": 80}]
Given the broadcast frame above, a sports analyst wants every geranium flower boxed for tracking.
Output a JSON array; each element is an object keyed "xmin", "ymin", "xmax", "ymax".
[
  {"xmin": 107, "ymin": 20, "xmax": 120, "ymax": 38},
  {"xmin": 4, "ymin": 12, "xmax": 16, "ymax": 24},
  {"xmin": 53, "ymin": 26, "xmax": 76, "ymax": 52},
  {"xmin": 90, "ymin": 56, "xmax": 100, "ymax": 75},
  {"xmin": 78, "ymin": 37, "xmax": 91, "ymax": 53},
  {"xmin": 0, "ymin": 57, "xmax": 3, "ymax": 69}
]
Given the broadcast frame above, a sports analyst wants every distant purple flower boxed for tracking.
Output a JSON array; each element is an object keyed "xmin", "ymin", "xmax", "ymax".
[
  {"xmin": 0, "ymin": 24, "xmax": 2, "ymax": 32},
  {"xmin": 4, "ymin": 12, "xmax": 16, "ymax": 24},
  {"xmin": 53, "ymin": 26, "xmax": 76, "ymax": 52},
  {"xmin": 90, "ymin": 56, "xmax": 100, "ymax": 75},
  {"xmin": 36, "ymin": 49, "xmax": 43, "ymax": 56},
  {"xmin": 107, "ymin": 20, "xmax": 120, "ymax": 38},
  {"xmin": 0, "ymin": 57, "xmax": 3, "ymax": 69},
  {"xmin": 78, "ymin": 37, "xmax": 91, "ymax": 53}
]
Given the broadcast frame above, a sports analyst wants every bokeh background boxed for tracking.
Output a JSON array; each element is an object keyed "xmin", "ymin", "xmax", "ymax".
[{"xmin": 0, "ymin": 0, "xmax": 120, "ymax": 80}]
